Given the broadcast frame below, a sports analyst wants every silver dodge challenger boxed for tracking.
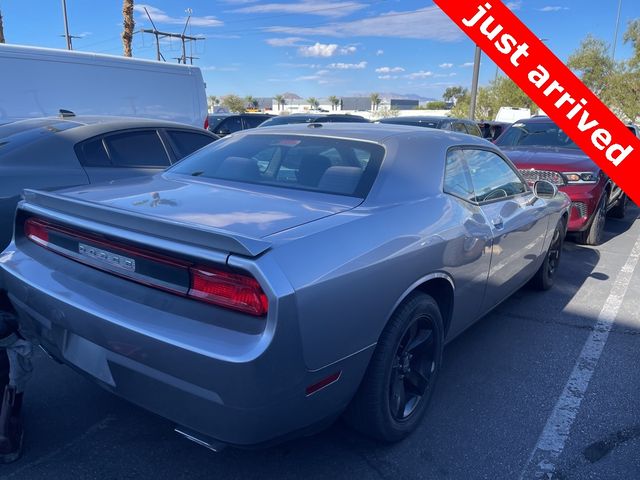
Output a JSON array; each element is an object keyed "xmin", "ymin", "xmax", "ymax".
[{"xmin": 0, "ymin": 123, "xmax": 570, "ymax": 448}]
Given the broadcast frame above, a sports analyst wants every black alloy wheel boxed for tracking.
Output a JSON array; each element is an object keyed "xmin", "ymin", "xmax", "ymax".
[
  {"xmin": 344, "ymin": 292, "xmax": 444, "ymax": 442},
  {"xmin": 531, "ymin": 219, "xmax": 565, "ymax": 290},
  {"xmin": 389, "ymin": 315, "xmax": 437, "ymax": 421}
]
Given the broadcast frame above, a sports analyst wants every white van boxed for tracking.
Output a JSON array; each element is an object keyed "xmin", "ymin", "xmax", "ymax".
[
  {"xmin": 495, "ymin": 106, "xmax": 531, "ymax": 123},
  {"xmin": 0, "ymin": 44, "xmax": 208, "ymax": 128}
]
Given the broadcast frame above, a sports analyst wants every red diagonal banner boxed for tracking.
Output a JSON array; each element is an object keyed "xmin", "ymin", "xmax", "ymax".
[{"xmin": 434, "ymin": 0, "xmax": 640, "ymax": 206}]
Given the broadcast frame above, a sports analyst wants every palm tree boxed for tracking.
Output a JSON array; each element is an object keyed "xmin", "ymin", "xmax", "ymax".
[
  {"xmin": 307, "ymin": 97, "xmax": 320, "ymax": 110},
  {"xmin": 0, "ymin": 10, "xmax": 6, "ymax": 44},
  {"xmin": 328, "ymin": 95, "xmax": 340, "ymax": 111},
  {"xmin": 207, "ymin": 95, "xmax": 219, "ymax": 112},
  {"xmin": 370, "ymin": 92, "xmax": 381, "ymax": 111},
  {"xmin": 245, "ymin": 95, "xmax": 259, "ymax": 110},
  {"xmin": 121, "ymin": 0, "xmax": 135, "ymax": 57},
  {"xmin": 274, "ymin": 94, "xmax": 285, "ymax": 112}
]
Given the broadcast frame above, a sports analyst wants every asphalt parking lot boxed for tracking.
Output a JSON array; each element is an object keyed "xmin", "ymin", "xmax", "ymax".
[{"xmin": 2, "ymin": 206, "xmax": 639, "ymax": 480}]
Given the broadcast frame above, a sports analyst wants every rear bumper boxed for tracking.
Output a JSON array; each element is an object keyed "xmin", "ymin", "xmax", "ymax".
[{"xmin": 0, "ymin": 246, "xmax": 372, "ymax": 446}]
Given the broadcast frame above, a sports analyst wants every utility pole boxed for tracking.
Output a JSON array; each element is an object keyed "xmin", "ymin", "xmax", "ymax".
[
  {"xmin": 141, "ymin": 7, "xmax": 203, "ymax": 64},
  {"xmin": 469, "ymin": 45, "xmax": 482, "ymax": 121},
  {"xmin": 0, "ymin": 10, "xmax": 5, "ymax": 44},
  {"xmin": 61, "ymin": 0, "xmax": 72, "ymax": 50},
  {"xmin": 612, "ymin": 0, "xmax": 623, "ymax": 60}
]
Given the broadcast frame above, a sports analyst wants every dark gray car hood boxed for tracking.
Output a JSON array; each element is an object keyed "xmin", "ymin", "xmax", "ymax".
[{"xmin": 55, "ymin": 174, "xmax": 361, "ymax": 239}]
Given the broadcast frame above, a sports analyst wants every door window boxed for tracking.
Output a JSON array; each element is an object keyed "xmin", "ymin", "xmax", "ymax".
[
  {"xmin": 243, "ymin": 116, "xmax": 269, "ymax": 129},
  {"xmin": 464, "ymin": 149, "xmax": 526, "ymax": 203},
  {"xmin": 76, "ymin": 137, "xmax": 111, "ymax": 166},
  {"xmin": 452, "ymin": 122, "xmax": 467, "ymax": 133},
  {"xmin": 215, "ymin": 117, "xmax": 243, "ymax": 135},
  {"xmin": 104, "ymin": 130, "xmax": 170, "ymax": 167},
  {"xmin": 166, "ymin": 130, "xmax": 215, "ymax": 160}
]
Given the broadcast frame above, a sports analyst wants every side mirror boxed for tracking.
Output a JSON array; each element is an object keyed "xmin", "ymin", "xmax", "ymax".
[
  {"xmin": 533, "ymin": 180, "xmax": 558, "ymax": 199},
  {"xmin": 216, "ymin": 128, "xmax": 231, "ymax": 136}
]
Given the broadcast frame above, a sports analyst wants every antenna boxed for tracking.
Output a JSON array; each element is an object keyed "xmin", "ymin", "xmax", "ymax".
[{"xmin": 141, "ymin": 6, "xmax": 202, "ymax": 64}]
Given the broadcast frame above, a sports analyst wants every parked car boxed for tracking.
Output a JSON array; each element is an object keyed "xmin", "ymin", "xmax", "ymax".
[
  {"xmin": 0, "ymin": 115, "xmax": 218, "ymax": 250},
  {"xmin": 495, "ymin": 116, "xmax": 627, "ymax": 245},
  {"xmin": 258, "ymin": 113, "xmax": 368, "ymax": 127},
  {"xmin": 207, "ymin": 113, "xmax": 274, "ymax": 137},
  {"xmin": 495, "ymin": 106, "xmax": 531, "ymax": 123},
  {"xmin": 477, "ymin": 121, "xmax": 511, "ymax": 142},
  {"xmin": 0, "ymin": 124, "xmax": 569, "ymax": 449},
  {"xmin": 626, "ymin": 124, "xmax": 640, "ymax": 138},
  {"xmin": 378, "ymin": 116, "xmax": 483, "ymax": 137},
  {"xmin": 0, "ymin": 44, "xmax": 208, "ymax": 128}
]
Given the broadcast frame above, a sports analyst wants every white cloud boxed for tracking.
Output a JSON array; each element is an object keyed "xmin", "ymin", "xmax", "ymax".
[
  {"xmin": 266, "ymin": 6, "xmax": 462, "ymax": 41},
  {"xmin": 460, "ymin": 62, "xmax": 474, "ymax": 67},
  {"xmin": 375, "ymin": 66, "xmax": 405, "ymax": 73},
  {"xmin": 266, "ymin": 37, "xmax": 305, "ymax": 47},
  {"xmin": 340, "ymin": 46, "xmax": 357, "ymax": 55},
  {"xmin": 434, "ymin": 72, "xmax": 457, "ymax": 78},
  {"xmin": 298, "ymin": 42, "xmax": 338, "ymax": 57},
  {"xmin": 506, "ymin": 1, "xmax": 522, "ymax": 10},
  {"xmin": 539, "ymin": 6, "xmax": 569, "ymax": 11},
  {"xmin": 376, "ymin": 49, "xmax": 384, "ymax": 56},
  {"xmin": 135, "ymin": 5, "xmax": 222, "ymax": 27},
  {"xmin": 230, "ymin": 0, "xmax": 366, "ymax": 18},
  {"xmin": 378, "ymin": 75, "xmax": 399, "ymax": 80},
  {"xmin": 405, "ymin": 70, "xmax": 433, "ymax": 79},
  {"xmin": 439, "ymin": 62, "xmax": 454, "ymax": 68},
  {"xmin": 328, "ymin": 61, "xmax": 367, "ymax": 69}
]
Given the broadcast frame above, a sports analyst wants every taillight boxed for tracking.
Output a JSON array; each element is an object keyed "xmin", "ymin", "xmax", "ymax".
[
  {"xmin": 189, "ymin": 266, "xmax": 268, "ymax": 316},
  {"xmin": 204, "ymin": 116, "xmax": 209, "ymax": 130},
  {"xmin": 24, "ymin": 218, "xmax": 49, "ymax": 246}
]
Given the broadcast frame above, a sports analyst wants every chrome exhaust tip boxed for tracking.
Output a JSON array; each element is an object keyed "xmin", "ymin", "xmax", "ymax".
[{"xmin": 174, "ymin": 427, "xmax": 227, "ymax": 452}]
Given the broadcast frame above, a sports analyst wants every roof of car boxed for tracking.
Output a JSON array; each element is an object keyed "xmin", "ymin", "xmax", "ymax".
[
  {"xmin": 3, "ymin": 115, "xmax": 207, "ymax": 130},
  {"xmin": 512, "ymin": 115, "xmax": 553, "ymax": 123},
  {"xmin": 234, "ymin": 121, "xmax": 491, "ymax": 145}
]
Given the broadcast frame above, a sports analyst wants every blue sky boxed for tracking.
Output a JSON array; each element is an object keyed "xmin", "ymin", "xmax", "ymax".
[{"xmin": 0, "ymin": 0, "xmax": 637, "ymax": 99}]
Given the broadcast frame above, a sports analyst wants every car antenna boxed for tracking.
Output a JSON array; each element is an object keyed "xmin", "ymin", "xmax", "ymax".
[{"xmin": 59, "ymin": 109, "xmax": 76, "ymax": 118}]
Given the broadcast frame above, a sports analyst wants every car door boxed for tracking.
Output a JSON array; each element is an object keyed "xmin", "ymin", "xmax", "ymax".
[
  {"xmin": 441, "ymin": 148, "xmax": 494, "ymax": 337},
  {"xmin": 464, "ymin": 148, "xmax": 549, "ymax": 313},
  {"xmin": 76, "ymin": 129, "xmax": 171, "ymax": 183}
]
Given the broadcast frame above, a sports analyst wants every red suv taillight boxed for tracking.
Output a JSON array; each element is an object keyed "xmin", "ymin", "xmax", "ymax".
[
  {"xmin": 23, "ymin": 217, "xmax": 269, "ymax": 316},
  {"xmin": 204, "ymin": 116, "xmax": 209, "ymax": 130}
]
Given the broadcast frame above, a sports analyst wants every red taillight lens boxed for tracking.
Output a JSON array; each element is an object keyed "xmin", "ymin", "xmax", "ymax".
[
  {"xmin": 204, "ymin": 116, "xmax": 209, "ymax": 130},
  {"xmin": 189, "ymin": 266, "xmax": 268, "ymax": 316},
  {"xmin": 24, "ymin": 218, "xmax": 49, "ymax": 246}
]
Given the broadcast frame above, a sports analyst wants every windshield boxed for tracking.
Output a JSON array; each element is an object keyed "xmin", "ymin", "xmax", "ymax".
[
  {"xmin": 496, "ymin": 121, "xmax": 579, "ymax": 149},
  {"xmin": 168, "ymin": 134, "xmax": 385, "ymax": 198},
  {"xmin": 0, "ymin": 119, "xmax": 80, "ymax": 155}
]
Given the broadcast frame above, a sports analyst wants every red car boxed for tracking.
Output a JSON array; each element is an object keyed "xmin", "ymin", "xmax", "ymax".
[{"xmin": 496, "ymin": 116, "xmax": 628, "ymax": 245}]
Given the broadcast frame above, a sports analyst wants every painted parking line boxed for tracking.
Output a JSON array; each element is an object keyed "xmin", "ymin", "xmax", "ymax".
[{"xmin": 520, "ymin": 231, "xmax": 640, "ymax": 479}]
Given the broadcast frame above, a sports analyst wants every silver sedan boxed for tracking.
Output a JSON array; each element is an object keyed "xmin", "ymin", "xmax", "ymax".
[{"xmin": 0, "ymin": 123, "xmax": 569, "ymax": 448}]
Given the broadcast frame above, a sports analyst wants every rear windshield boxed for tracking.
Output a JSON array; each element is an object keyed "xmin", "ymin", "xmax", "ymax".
[
  {"xmin": 0, "ymin": 119, "xmax": 80, "ymax": 156},
  {"xmin": 168, "ymin": 134, "xmax": 385, "ymax": 197},
  {"xmin": 260, "ymin": 116, "xmax": 320, "ymax": 127},
  {"xmin": 380, "ymin": 119, "xmax": 441, "ymax": 129},
  {"xmin": 496, "ymin": 121, "xmax": 579, "ymax": 149}
]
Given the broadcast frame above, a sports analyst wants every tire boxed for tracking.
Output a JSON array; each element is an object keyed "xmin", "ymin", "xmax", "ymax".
[
  {"xmin": 531, "ymin": 219, "xmax": 565, "ymax": 290},
  {"xmin": 576, "ymin": 196, "xmax": 606, "ymax": 246},
  {"xmin": 344, "ymin": 292, "xmax": 444, "ymax": 442},
  {"xmin": 608, "ymin": 194, "xmax": 628, "ymax": 219}
]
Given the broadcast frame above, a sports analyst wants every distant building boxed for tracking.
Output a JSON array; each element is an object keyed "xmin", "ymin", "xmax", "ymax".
[
  {"xmin": 341, "ymin": 97, "xmax": 371, "ymax": 111},
  {"xmin": 390, "ymin": 99, "xmax": 419, "ymax": 110}
]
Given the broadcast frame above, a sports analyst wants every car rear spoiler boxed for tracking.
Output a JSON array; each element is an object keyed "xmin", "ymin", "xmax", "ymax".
[{"xmin": 19, "ymin": 189, "xmax": 272, "ymax": 258}]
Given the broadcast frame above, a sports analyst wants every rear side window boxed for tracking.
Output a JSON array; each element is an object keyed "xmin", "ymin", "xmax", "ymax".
[
  {"xmin": 452, "ymin": 122, "xmax": 467, "ymax": 133},
  {"xmin": 444, "ymin": 149, "xmax": 474, "ymax": 201},
  {"xmin": 166, "ymin": 130, "xmax": 216, "ymax": 160},
  {"xmin": 464, "ymin": 122, "xmax": 482, "ymax": 137},
  {"xmin": 169, "ymin": 134, "xmax": 385, "ymax": 198},
  {"xmin": 77, "ymin": 138, "xmax": 110, "ymax": 166},
  {"xmin": 243, "ymin": 116, "xmax": 270, "ymax": 129},
  {"xmin": 104, "ymin": 130, "xmax": 170, "ymax": 168}
]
